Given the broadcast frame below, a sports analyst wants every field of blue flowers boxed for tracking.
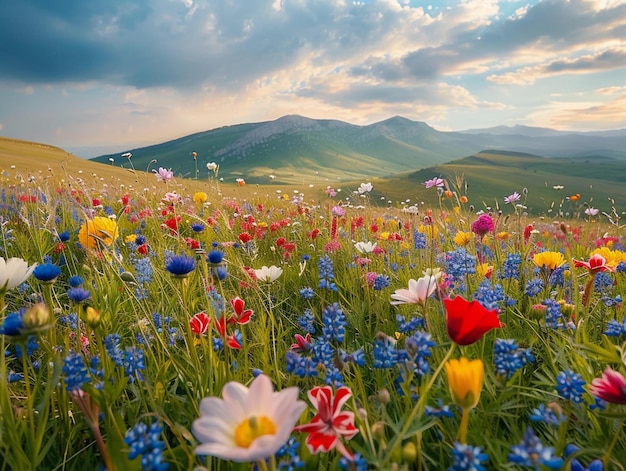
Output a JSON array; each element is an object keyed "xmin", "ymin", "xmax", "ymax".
[{"xmin": 1, "ymin": 170, "xmax": 625, "ymax": 470}]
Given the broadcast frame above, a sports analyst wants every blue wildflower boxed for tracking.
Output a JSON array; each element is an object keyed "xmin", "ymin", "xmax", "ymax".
[
  {"xmin": 33, "ymin": 263, "xmax": 62, "ymax": 282},
  {"xmin": 339, "ymin": 452, "xmax": 368, "ymax": 471},
  {"xmin": 206, "ymin": 250, "xmax": 224, "ymax": 264},
  {"xmin": 122, "ymin": 347, "xmax": 145, "ymax": 382},
  {"xmin": 444, "ymin": 248, "xmax": 476, "ymax": 280},
  {"xmin": 67, "ymin": 287, "xmax": 92, "ymax": 303},
  {"xmin": 449, "ymin": 442, "xmax": 489, "ymax": 471},
  {"xmin": 165, "ymin": 254, "xmax": 196, "ymax": 277},
  {"xmin": 508, "ymin": 427, "xmax": 564, "ymax": 469},
  {"xmin": 321, "ymin": 303, "xmax": 346, "ymax": 343},
  {"xmin": 62, "ymin": 353, "xmax": 91, "ymax": 391},
  {"xmin": 494, "ymin": 338, "xmax": 534, "ymax": 379},
  {"xmin": 474, "ymin": 281, "xmax": 505, "ymax": 310},
  {"xmin": 68, "ymin": 275, "xmax": 84, "ymax": 287},
  {"xmin": 297, "ymin": 309, "xmax": 315, "ymax": 334},
  {"xmin": 524, "ymin": 278, "xmax": 544, "ymax": 297},
  {"xmin": 104, "ymin": 333, "xmax": 124, "ymax": 367},
  {"xmin": 604, "ymin": 319, "xmax": 626, "ymax": 336},
  {"xmin": 425, "ymin": 398, "xmax": 454, "ymax": 418},
  {"xmin": 396, "ymin": 314, "xmax": 425, "ymax": 333},
  {"xmin": 500, "ymin": 253, "xmax": 521, "ymax": 280},
  {"xmin": 529, "ymin": 403, "xmax": 565, "ymax": 427},
  {"xmin": 565, "ymin": 444, "xmax": 603, "ymax": 471},
  {"xmin": 373, "ymin": 334, "xmax": 399, "ymax": 368},
  {"xmin": 285, "ymin": 351, "xmax": 318, "ymax": 377},
  {"xmin": 556, "ymin": 369, "xmax": 586, "ymax": 404},
  {"xmin": 124, "ymin": 421, "xmax": 168, "ymax": 471},
  {"xmin": 413, "ymin": 229, "xmax": 427, "ymax": 249}
]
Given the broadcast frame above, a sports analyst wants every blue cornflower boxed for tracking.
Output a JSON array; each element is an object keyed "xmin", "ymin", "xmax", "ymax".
[
  {"xmin": 191, "ymin": 222, "xmax": 205, "ymax": 232},
  {"xmin": 425, "ymin": 398, "xmax": 454, "ymax": 418},
  {"xmin": 494, "ymin": 338, "xmax": 534, "ymax": 379},
  {"xmin": 556, "ymin": 369, "xmax": 586, "ymax": 404},
  {"xmin": 321, "ymin": 303, "xmax": 346, "ymax": 343},
  {"xmin": 396, "ymin": 314, "xmax": 425, "ymax": 333},
  {"xmin": 524, "ymin": 278, "xmax": 544, "ymax": 297},
  {"xmin": 285, "ymin": 351, "xmax": 318, "ymax": 377},
  {"xmin": 299, "ymin": 287, "xmax": 315, "ymax": 299},
  {"xmin": 165, "ymin": 254, "xmax": 196, "ymax": 277},
  {"xmin": 449, "ymin": 442, "xmax": 489, "ymax": 471},
  {"xmin": 500, "ymin": 253, "xmax": 521, "ymax": 279},
  {"xmin": 124, "ymin": 421, "xmax": 168, "ymax": 471},
  {"xmin": 135, "ymin": 234, "xmax": 147, "ymax": 246},
  {"xmin": 67, "ymin": 287, "xmax": 92, "ymax": 303},
  {"xmin": 33, "ymin": 263, "xmax": 62, "ymax": 282},
  {"xmin": 122, "ymin": 346, "xmax": 145, "ymax": 382},
  {"xmin": 0, "ymin": 310, "xmax": 26, "ymax": 336},
  {"xmin": 58, "ymin": 230, "xmax": 71, "ymax": 242},
  {"xmin": 508, "ymin": 427, "xmax": 564, "ymax": 469},
  {"xmin": 297, "ymin": 309, "xmax": 315, "ymax": 334},
  {"xmin": 339, "ymin": 452, "xmax": 368, "ymax": 471},
  {"xmin": 474, "ymin": 281, "xmax": 505, "ymax": 310},
  {"xmin": 210, "ymin": 265, "xmax": 228, "ymax": 281},
  {"xmin": 68, "ymin": 275, "xmax": 84, "ymax": 287},
  {"xmin": 206, "ymin": 249, "xmax": 224, "ymax": 264},
  {"xmin": 413, "ymin": 229, "xmax": 427, "ymax": 249},
  {"xmin": 529, "ymin": 403, "xmax": 565, "ymax": 427},
  {"xmin": 62, "ymin": 353, "xmax": 91, "ymax": 391}
]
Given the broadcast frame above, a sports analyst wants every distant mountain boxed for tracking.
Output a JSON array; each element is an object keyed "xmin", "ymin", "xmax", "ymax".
[{"xmin": 91, "ymin": 115, "xmax": 626, "ymax": 184}]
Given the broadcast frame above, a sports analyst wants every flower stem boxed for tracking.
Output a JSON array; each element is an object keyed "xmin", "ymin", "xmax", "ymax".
[
  {"xmin": 458, "ymin": 407, "xmax": 470, "ymax": 444},
  {"xmin": 603, "ymin": 420, "xmax": 624, "ymax": 468},
  {"xmin": 382, "ymin": 343, "xmax": 456, "ymax": 466}
]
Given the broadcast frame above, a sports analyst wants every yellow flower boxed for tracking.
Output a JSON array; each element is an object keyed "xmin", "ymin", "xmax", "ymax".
[
  {"xmin": 532, "ymin": 251, "xmax": 565, "ymax": 270},
  {"xmin": 78, "ymin": 217, "xmax": 118, "ymax": 251},
  {"xmin": 590, "ymin": 247, "xmax": 626, "ymax": 269},
  {"xmin": 496, "ymin": 231, "xmax": 510, "ymax": 241},
  {"xmin": 454, "ymin": 231, "xmax": 471, "ymax": 246},
  {"xmin": 379, "ymin": 231, "xmax": 390, "ymax": 241},
  {"xmin": 476, "ymin": 263, "xmax": 493, "ymax": 278},
  {"xmin": 418, "ymin": 224, "xmax": 439, "ymax": 239},
  {"xmin": 193, "ymin": 191, "xmax": 208, "ymax": 205},
  {"xmin": 125, "ymin": 234, "xmax": 137, "ymax": 244},
  {"xmin": 445, "ymin": 358, "xmax": 484, "ymax": 409}
]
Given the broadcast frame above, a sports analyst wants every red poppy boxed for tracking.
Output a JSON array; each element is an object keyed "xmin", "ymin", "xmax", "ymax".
[
  {"xmin": 190, "ymin": 312, "xmax": 211, "ymax": 335},
  {"xmin": 444, "ymin": 296, "xmax": 501, "ymax": 346},
  {"xmin": 589, "ymin": 367, "xmax": 626, "ymax": 404},
  {"xmin": 294, "ymin": 386, "xmax": 358, "ymax": 460},
  {"xmin": 228, "ymin": 297, "xmax": 254, "ymax": 325}
]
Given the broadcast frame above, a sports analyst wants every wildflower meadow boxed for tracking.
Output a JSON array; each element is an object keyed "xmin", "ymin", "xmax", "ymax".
[{"xmin": 1, "ymin": 165, "xmax": 626, "ymax": 471}]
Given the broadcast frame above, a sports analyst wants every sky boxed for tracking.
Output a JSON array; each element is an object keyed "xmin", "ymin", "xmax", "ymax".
[{"xmin": 1, "ymin": 0, "xmax": 625, "ymax": 157}]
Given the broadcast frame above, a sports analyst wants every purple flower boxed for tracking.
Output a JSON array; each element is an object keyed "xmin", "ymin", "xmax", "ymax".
[
  {"xmin": 153, "ymin": 167, "xmax": 174, "ymax": 182},
  {"xmin": 504, "ymin": 192, "xmax": 521, "ymax": 204},
  {"xmin": 423, "ymin": 177, "xmax": 445, "ymax": 189}
]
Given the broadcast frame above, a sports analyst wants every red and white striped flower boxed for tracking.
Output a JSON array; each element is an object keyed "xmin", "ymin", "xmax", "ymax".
[
  {"xmin": 294, "ymin": 385, "xmax": 358, "ymax": 459},
  {"xmin": 229, "ymin": 297, "xmax": 254, "ymax": 325},
  {"xmin": 190, "ymin": 312, "xmax": 210, "ymax": 335}
]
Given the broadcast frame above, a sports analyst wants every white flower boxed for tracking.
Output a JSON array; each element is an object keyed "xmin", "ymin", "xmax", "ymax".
[
  {"xmin": 254, "ymin": 265, "xmax": 283, "ymax": 283},
  {"xmin": 390, "ymin": 275, "xmax": 438, "ymax": 306},
  {"xmin": 207, "ymin": 162, "xmax": 218, "ymax": 171},
  {"xmin": 357, "ymin": 182, "xmax": 373, "ymax": 194},
  {"xmin": 585, "ymin": 207, "xmax": 599, "ymax": 216},
  {"xmin": 193, "ymin": 375, "xmax": 306, "ymax": 462},
  {"xmin": 354, "ymin": 241, "xmax": 377, "ymax": 254},
  {"xmin": 0, "ymin": 257, "xmax": 37, "ymax": 295}
]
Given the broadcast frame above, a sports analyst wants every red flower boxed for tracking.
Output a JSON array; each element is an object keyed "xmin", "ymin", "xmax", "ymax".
[
  {"xmin": 573, "ymin": 253, "xmax": 613, "ymax": 274},
  {"xmin": 444, "ymin": 296, "xmax": 501, "ymax": 346},
  {"xmin": 228, "ymin": 297, "xmax": 254, "ymax": 325},
  {"xmin": 589, "ymin": 367, "xmax": 626, "ymax": 404},
  {"xmin": 214, "ymin": 316, "xmax": 242, "ymax": 349},
  {"xmin": 294, "ymin": 386, "xmax": 358, "ymax": 459},
  {"xmin": 190, "ymin": 312, "xmax": 210, "ymax": 335},
  {"xmin": 290, "ymin": 333, "xmax": 312, "ymax": 353},
  {"xmin": 238, "ymin": 232, "xmax": 253, "ymax": 244}
]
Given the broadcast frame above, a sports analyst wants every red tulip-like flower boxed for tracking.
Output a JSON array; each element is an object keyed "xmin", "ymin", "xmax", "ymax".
[
  {"xmin": 190, "ymin": 312, "xmax": 210, "ymax": 335},
  {"xmin": 589, "ymin": 367, "xmax": 626, "ymax": 405},
  {"xmin": 573, "ymin": 253, "xmax": 613, "ymax": 274},
  {"xmin": 294, "ymin": 386, "xmax": 359, "ymax": 459},
  {"xmin": 229, "ymin": 297, "xmax": 254, "ymax": 325},
  {"xmin": 444, "ymin": 296, "xmax": 502, "ymax": 346}
]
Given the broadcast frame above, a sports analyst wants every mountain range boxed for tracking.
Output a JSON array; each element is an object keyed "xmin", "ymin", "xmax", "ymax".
[{"xmin": 91, "ymin": 115, "xmax": 626, "ymax": 184}]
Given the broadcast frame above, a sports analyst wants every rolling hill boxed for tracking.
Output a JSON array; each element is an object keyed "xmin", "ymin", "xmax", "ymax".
[{"xmin": 90, "ymin": 115, "xmax": 626, "ymax": 186}]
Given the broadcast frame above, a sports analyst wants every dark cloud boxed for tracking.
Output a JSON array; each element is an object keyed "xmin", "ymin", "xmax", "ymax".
[
  {"xmin": 0, "ymin": 0, "xmax": 625, "ymax": 94},
  {"xmin": 546, "ymin": 49, "xmax": 626, "ymax": 73}
]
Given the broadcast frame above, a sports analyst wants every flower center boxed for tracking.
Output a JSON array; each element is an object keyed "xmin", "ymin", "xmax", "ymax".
[{"xmin": 234, "ymin": 415, "xmax": 276, "ymax": 448}]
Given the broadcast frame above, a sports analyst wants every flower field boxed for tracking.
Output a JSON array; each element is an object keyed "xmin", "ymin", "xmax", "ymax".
[{"xmin": 1, "ymin": 167, "xmax": 625, "ymax": 471}]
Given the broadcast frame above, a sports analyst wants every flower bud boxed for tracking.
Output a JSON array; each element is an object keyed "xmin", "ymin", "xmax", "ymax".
[
  {"xmin": 402, "ymin": 442, "xmax": 418, "ymax": 463},
  {"xmin": 81, "ymin": 306, "xmax": 102, "ymax": 328},
  {"xmin": 22, "ymin": 303, "xmax": 51, "ymax": 332}
]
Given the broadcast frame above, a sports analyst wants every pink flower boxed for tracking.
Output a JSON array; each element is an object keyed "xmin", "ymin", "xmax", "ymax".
[
  {"xmin": 471, "ymin": 214, "xmax": 495, "ymax": 237},
  {"xmin": 589, "ymin": 367, "xmax": 626, "ymax": 404},
  {"xmin": 290, "ymin": 333, "xmax": 312, "ymax": 353},
  {"xmin": 190, "ymin": 312, "xmax": 210, "ymax": 335},
  {"xmin": 294, "ymin": 386, "xmax": 359, "ymax": 459},
  {"xmin": 573, "ymin": 253, "xmax": 613, "ymax": 274},
  {"xmin": 153, "ymin": 167, "xmax": 174, "ymax": 182},
  {"xmin": 423, "ymin": 177, "xmax": 445, "ymax": 189},
  {"xmin": 229, "ymin": 297, "xmax": 254, "ymax": 325},
  {"xmin": 504, "ymin": 192, "xmax": 521, "ymax": 204}
]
